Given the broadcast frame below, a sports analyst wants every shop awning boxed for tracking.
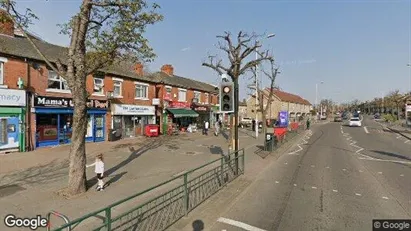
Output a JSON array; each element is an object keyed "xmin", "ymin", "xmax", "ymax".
[{"xmin": 167, "ymin": 108, "xmax": 199, "ymax": 118}]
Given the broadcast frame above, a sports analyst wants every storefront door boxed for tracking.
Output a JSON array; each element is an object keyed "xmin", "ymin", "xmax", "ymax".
[
  {"xmin": 94, "ymin": 115, "xmax": 105, "ymax": 142},
  {"xmin": 0, "ymin": 117, "xmax": 19, "ymax": 150}
]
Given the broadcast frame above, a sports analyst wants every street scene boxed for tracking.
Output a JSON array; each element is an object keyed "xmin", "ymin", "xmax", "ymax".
[{"xmin": 0, "ymin": 0, "xmax": 411, "ymax": 231}]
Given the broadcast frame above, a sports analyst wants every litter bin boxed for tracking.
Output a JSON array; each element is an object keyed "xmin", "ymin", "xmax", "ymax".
[
  {"xmin": 108, "ymin": 129, "xmax": 122, "ymax": 141},
  {"xmin": 145, "ymin": 124, "xmax": 159, "ymax": 137},
  {"xmin": 264, "ymin": 132, "xmax": 275, "ymax": 151}
]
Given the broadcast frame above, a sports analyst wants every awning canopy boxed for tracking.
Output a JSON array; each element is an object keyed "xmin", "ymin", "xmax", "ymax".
[{"xmin": 167, "ymin": 108, "xmax": 199, "ymax": 118}]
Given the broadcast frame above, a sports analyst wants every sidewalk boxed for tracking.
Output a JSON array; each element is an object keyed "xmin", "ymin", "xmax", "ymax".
[
  {"xmin": 0, "ymin": 129, "xmax": 264, "ymax": 230},
  {"xmin": 377, "ymin": 120, "xmax": 411, "ymax": 140}
]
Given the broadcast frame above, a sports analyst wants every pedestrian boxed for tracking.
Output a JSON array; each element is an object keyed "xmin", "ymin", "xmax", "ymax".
[
  {"xmin": 214, "ymin": 121, "xmax": 220, "ymax": 136},
  {"xmin": 306, "ymin": 118, "xmax": 311, "ymax": 130},
  {"xmin": 205, "ymin": 120, "xmax": 209, "ymax": 135},
  {"xmin": 86, "ymin": 154, "xmax": 105, "ymax": 191}
]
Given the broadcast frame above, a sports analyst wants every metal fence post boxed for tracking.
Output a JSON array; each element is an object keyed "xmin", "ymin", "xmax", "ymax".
[
  {"xmin": 184, "ymin": 173, "xmax": 189, "ymax": 216},
  {"xmin": 220, "ymin": 157, "xmax": 225, "ymax": 185},
  {"xmin": 105, "ymin": 207, "xmax": 112, "ymax": 231},
  {"xmin": 242, "ymin": 149, "xmax": 245, "ymax": 174}
]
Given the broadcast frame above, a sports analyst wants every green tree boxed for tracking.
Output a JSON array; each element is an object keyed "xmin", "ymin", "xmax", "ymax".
[{"xmin": 1, "ymin": 0, "xmax": 163, "ymax": 196}]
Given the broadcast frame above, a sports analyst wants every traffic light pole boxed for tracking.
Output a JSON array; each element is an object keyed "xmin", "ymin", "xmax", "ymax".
[{"xmin": 234, "ymin": 77, "xmax": 239, "ymax": 175}]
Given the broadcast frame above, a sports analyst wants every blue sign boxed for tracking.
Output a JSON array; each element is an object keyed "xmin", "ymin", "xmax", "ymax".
[{"xmin": 278, "ymin": 111, "xmax": 289, "ymax": 127}]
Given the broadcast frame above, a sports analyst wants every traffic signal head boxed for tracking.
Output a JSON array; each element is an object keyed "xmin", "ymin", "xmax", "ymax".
[{"xmin": 219, "ymin": 82, "xmax": 234, "ymax": 113}]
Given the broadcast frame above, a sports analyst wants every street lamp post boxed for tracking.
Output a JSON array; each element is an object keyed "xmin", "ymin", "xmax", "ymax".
[
  {"xmin": 315, "ymin": 81, "xmax": 324, "ymax": 120},
  {"xmin": 255, "ymin": 33, "xmax": 275, "ymax": 138}
]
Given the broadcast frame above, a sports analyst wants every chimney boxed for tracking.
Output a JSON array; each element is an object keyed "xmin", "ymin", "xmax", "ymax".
[
  {"xmin": 0, "ymin": 10, "xmax": 14, "ymax": 37},
  {"xmin": 134, "ymin": 63, "xmax": 144, "ymax": 76},
  {"xmin": 161, "ymin": 64, "xmax": 174, "ymax": 76}
]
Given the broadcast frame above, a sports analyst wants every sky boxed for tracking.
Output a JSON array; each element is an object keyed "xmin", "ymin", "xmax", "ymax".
[{"xmin": 15, "ymin": 0, "xmax": 411, "ymax": 104}]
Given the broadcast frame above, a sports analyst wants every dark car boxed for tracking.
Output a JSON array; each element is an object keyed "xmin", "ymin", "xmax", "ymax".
[
  {"xmin": 334, "ymin": 116, "xmax": 342, "ymax": 122},
  {"xmin": 374, "ymin": 113, "xmax": 381, "ymax": 119}
]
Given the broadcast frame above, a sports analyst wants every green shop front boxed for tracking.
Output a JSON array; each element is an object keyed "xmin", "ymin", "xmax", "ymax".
[
  {"xmin": 0, "ymin": 88, "xmax": 26, "ymax": 153},
  {"xmin": 162, "ymin": 101, "xmax": 198, "ymax": 133}
]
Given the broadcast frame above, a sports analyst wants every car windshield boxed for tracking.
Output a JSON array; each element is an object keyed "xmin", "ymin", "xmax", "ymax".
[{"xmin": 350, "ymin": 118, "xmax": 360, "ymax": 121}]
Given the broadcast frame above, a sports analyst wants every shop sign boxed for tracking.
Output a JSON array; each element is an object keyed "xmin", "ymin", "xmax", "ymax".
[
  {"xmin": 163, "ymin": 91, "xmax": 172, "ymax": 101},
  {"xmin": 34, "ymin": 96, "xmax": 108, "ymax": 109},
  {"xmin": 169, "ymin": 101, "xmax": 190, "ymax": 108},
  {"xmin": 112, "ymin": 104, "xmax": 155, "ymax": 115},
  {"xmin": 0, "ymin": 89, "xmax": 26, "ymax": 106},
  {"xmin": 152, "ymin": 98, "xmax": 160, "ymax": 105},
  {"xmin": 192, "ymin": 104, "xmax": 210, "ymax": 112}
]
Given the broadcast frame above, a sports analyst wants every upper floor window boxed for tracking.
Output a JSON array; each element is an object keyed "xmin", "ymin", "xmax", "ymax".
[
  {"xmin": 205, "ymin": 93, "xmax": 209, "ymax": 104},
  {"xmin": 47, "ymin": 69, "xmax": 69, "ymax": 92},
  {"xmin": 93, "ymin": 74, "xmax": 104, "ymax": 95},
  {"xmin": 194, "ymin": 91, "xmax": 201, "ymax": 103},
  {"xmin": 135, "ymin": 82, "xmax": 149, "ymax": 99},
  {"xmin": 0, "ymin": 61, "xmax": 4, "ymax": 85},
  {"xmin": 178, "ymin": 88, "xmax": 187, "ymax": 102},
  {"xmin": 112, "ymin": 78, "xmax": 123, "ymax": 97}
]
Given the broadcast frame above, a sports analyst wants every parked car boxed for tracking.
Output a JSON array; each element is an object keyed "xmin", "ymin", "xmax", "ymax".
[
  {"xmin": 349, "ymin": 117, "xmax": 361, "ymax": 127},
  {"xmin": 239, "ymin": 117, "xmax": 252, "ymax": 128},
  {"xmin": 334, "ymin": 116, "xmax": 342, "ymax": 122},
  {"xmin": 374, "ymin": 113, "xmax": 381, "ymax": 119}
]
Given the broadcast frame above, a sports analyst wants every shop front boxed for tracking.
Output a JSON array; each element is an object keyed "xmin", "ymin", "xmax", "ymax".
[
  {"xmin": 164, "ymin": 101, "xmax": 198, "ymax": 132},
  {"xmin": 0, "ymin": 88, "xmax": 26, "ymax": 153},
  {"xmin": 191, "ymin": 103, "xmax": 210, "ymax": 127},
  {"xmin": 33, "ymin": 95, "xmax": 108, "ymax": 148},
  {"xmin": 111, "ymin": 104, "xmax": 155, "ymax": 138}
]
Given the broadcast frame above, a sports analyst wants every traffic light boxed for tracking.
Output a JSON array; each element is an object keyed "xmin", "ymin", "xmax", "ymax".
[{"xmin": 219, "ymin": 82, "xmax": 234, "ymax": 113}]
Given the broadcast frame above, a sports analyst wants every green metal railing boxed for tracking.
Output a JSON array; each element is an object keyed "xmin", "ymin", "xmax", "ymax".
[{"xmin": 52, "ymin": 149, "xmax": 245, "ymax": 231}]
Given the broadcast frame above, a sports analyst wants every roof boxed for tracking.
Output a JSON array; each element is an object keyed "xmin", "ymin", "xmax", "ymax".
[
  {"xmin": 266, "ymin": 88, "xmax": 311, "ymax": 105},
  {"xmin": 0, "ymin": 33, "xmax": 217, "ymax": 93}
]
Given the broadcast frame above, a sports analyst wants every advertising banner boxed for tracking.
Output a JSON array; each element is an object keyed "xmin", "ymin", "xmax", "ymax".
[{"xmin": 278, "ymin": 111, "xmax": 289, "ymax": 127}]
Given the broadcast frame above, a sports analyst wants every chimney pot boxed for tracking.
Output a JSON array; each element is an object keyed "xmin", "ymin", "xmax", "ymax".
[
  {"xmin": 0, "ymin": 10, "xmax": 14, "ymax": 37},
  {"xmin": 134, "ymin": 63, "xmax": 144, "ymax": 76},
  {"xmin": 161, "ymin": 64, "xmax": 174, "ymax": 76}
]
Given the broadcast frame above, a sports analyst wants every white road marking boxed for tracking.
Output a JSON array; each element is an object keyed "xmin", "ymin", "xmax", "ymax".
[
  {"xmin": 359, "ymin": 170, "xmax": 363, "ymax": 172},
  {"xmin": 341, "ymin": 130, "xmax": 344, "ymax": 134},
  {"xmin": 405, "ymin": 140, "xmax": 410, "ymax": 143},
  {"xmin": 378, "ymin": 172, "xmax": 382, "ymax": 174},
  {"xmin": 396, "ymin": 135, "xmax": 402, "ymax": 139},
  {"xmin": 355, "ymin": 148, "xmax": 364, "ymax": 153},
  {"xmin": 275, "ymin": 181, "xmax": 279, "ymax": 184},
  {"xmin": 332, "ymin": 189, "xmax": 338, "ymax": 192},
  {"xmin": 355, "ymin": 193, "xmax": 361, "ymax": 196},
  {"xmin": 400, "ymin": 174, "xmax": 404, "ymax": 177},
  {"xmin": 294, "ymin": 184, "xmax": 297, "ymax": 187},
  {"xmin": 217, "ymin": 217, "xmax": 267, "ymax": 231},
  {"xmin": 342, "ymin": 168, "xmax": 347, "ymax": 171},
  {"xmin": 363, "ymin": 127, "xmax": 369, "ymax": 134},
  {"xmin": 311, "ymin": 186, "xmax": 317, "ymax": 189},
  {"xmin": 284, "ymin": 162, "xmax": 288, "ymax": 165},
  {"xmin": 311, "ymin": 165, "xmax": 315, "ymax": 168},
  {"xmin": 326, "ymin": 166, "xmax": 330, "ymax": 169},
  {"xmin": 382, "ymin": 196, "xmax": 389, "ymax": 200}
]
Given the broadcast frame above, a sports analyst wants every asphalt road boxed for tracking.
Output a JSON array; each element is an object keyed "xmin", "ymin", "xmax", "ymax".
[{"xmin": 208, "ymin": 121, "xmax": 411, "ymax": 231}]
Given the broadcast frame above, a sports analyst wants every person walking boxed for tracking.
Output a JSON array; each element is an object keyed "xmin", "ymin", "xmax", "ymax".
[
  {"xmin": 306, "ymin": 118, "xmax": 311, "ymax": 130},
  {"xmin": 86, "ymin": 154, "xmax": 105, "ymax": 191},
  {"xmin": 204, "ymin": 120, "xmax": 209, "ymax": 135},
  {"xmin": 214, "ymin": 121, "xmax": 220, "ymax": 136}
]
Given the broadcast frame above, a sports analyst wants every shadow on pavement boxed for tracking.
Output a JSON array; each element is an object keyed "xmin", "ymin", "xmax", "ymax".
[
  {"xmin": 221, "ymin": 131, "xmax": 229, "ymax": 140},
  {"xmin": 371, "ymin": 150, "xmax": 411, "ymax": 161},
  {"xmin": 192, "ymin": 219, "xmax": 204, "ymax": 231},
  {"xmin": 209, "ymin": 145, "xmax": 224, "ymax": 155}
]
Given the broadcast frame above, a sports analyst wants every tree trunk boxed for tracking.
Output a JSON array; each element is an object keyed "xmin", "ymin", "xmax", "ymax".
[
  {"xmin": 229, "ymin": 114, "xmax": 234, "ymax": 152},
  {"xmin": 66, "ymin": 80, "xmax": 88, "ymax": 196},
  {"xmin": 261, "ymin": 111, "xmax": 267, "ymax": 134}
]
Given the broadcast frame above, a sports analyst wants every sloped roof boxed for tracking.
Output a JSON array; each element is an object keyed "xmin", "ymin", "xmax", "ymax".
[
  {"xmin": 265, "ymin": 88, "xmax": 311, "ymax": 105},
  {"xmin": 0, "ymin": 33, "xmax": 217, "ymax": 93}
]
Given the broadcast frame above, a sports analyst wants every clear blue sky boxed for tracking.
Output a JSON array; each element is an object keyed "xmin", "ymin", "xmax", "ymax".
[{"xmin": 16, "ymin": 0, "xmax": 411, "ymax": 104}]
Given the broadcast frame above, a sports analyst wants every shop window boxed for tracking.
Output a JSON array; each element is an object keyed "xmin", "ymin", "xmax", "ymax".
[
  {"xmin": 194, "ymin": 91, "xmax": 201, "ymax": 103},
  {"xmin": 36, "ymin": 115, "xmax": 58, "ymax": 142},
  {"xmin": 113, "ymin": 79, "xmax": 122, "ymax": 97},
  {"xmin": 205, "ymin": 93, "xmax": 209, "ymax": 104},
  {"xmin": 93, "ymin": 76, "xmax": 104, "ymax": 95},
  {"xmin": 135, "ymin": 82, "xmax": 148, "ymax": 99},
  {"xmin": 178, "ymin": 89, "xmax": 186, "ymax": 102},
  {"xmin": 0, "ymin": 119, "xmax": 6, "ymax": 144},
  {"xmin": 47, "ymin": 70, "xmax": 70, "ymax": 92}
]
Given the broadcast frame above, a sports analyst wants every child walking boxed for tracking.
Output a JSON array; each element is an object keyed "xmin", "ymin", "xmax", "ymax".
[{"xmin": 86, "ymin": 154, "xmax": 105, "ymax": 191}]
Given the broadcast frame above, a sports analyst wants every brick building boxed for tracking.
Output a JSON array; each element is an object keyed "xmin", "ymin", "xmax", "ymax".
[{"xmin": 0, "ymin": 16, "xmax": 218, "ymax": 153}]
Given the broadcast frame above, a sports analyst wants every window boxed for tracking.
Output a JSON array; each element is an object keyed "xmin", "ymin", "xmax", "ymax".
[
  {"xmin": 178, "ymin": 89, "xmax": 187, "ymax": 102},
  {"xmin": 93, "ymin": 76, "xmax": 104, "ymax": 95},
  {"xmin": 113, "ymin": 78, "xmax": 123, "ymax": 97},
  {"xmin": 165, "ymin": 86, "xmax": 172, "ymax": 93},
  {"xmin": 0, "ymin": 61, "xmax": 4, "ymax": 85},
  {"xmin": 205, "ymin": 93, "xmax": 209, "ymax": 104},
  {"xmin": 135, "ymin": 82, "xmax": 148, "ymax": 99},
  {"xmin": 47, "ymin": 70, "xmax": 69, "ymax": 92},
  {"xmin": 194, "ymin": 91, "xmax": 201, "ymax": 103}
]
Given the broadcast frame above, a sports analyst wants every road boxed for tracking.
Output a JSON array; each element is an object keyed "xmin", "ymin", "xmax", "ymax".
[{"xmin": 208, "ymin": 118, "xmax": 411, "ymax": 231}]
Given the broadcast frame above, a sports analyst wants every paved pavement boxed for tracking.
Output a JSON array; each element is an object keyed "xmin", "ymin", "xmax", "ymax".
[
  {"xmin": 0, "ymin": 126, "xmax": 309, "ymax": 231},
  {"xmin": 175, "ymin": 120, "xmax": 411, "ymax": 231}
]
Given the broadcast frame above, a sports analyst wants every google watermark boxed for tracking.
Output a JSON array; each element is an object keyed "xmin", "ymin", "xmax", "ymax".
[
  {"xmin": 4, "ymin": 214, "xmax": 48, "ymax": 230},
  {"xmin": 373, "ymin": 219, "xmax": 411, "ymax": 230}
]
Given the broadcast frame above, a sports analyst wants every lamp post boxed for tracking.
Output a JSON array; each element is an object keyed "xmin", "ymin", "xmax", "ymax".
[
  {"xmin": 315, "ymin": 81, "xmax": 324, "ymax": 120},
  {"xmin": 255, "ymin": 33, "xmax": 275, "ymax": 138}
]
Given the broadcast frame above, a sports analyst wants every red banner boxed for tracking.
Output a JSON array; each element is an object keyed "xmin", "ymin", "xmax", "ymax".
[
  {"xmin": 163, "ymin": 92, "xmax": 171, "ymax": 101},
  {"xmin": 169, "ymin": 101, "xmax": 190, "ymax": 108}
]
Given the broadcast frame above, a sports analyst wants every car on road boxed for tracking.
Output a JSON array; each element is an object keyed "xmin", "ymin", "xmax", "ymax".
[
  {"xmin": 334, "ymin": 116, "xmax": 342, "ymax": 122},
  {"xmin": 348, "ymin": 117, "xmax": 361, "ymax": 127},
  {"xmin": 239, "ymin": 117, "xmax": 252, "ymax": 128},
  {"xmin": 374, "ymin": 113, "xmax": 381, "ymax": 119}
]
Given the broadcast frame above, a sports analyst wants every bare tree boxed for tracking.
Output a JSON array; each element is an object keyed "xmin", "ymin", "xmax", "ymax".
[
  {"xmin": 202, "ymin": 31, "xmax": 272, "ymax": 152},
  {"xmin": 250, "ymin": 59, "xmax": 279, "ymax": 134},
  {"xmin": 386, "ymin": 90, "xmax": 403, "ymax": 120},
  {"xmin": 320, "ymin": 99, "xmax": 334, "ymax": 115},
  {"xmin": 1, "ymin": 0, "xmax": 163, "ymax": 196}
]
